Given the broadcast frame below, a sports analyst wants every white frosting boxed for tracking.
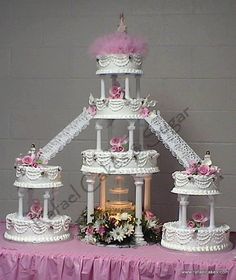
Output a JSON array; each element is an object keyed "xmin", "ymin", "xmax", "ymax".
[
  {"xmin": 81, "ymin": 150, "xmax": 159, "ymax": 174},
  {"xmin": 89, "ymin": 94, "xmax": 156, "ymax": 119},
  {"xmin": 5, "ymin": 213, "xmax": 71, "ymax": 243},
  {"xmin": 14, "ymin": 165, "xmax": 63, "ymax": 189},
  {"xmin": 96, "ymin": 54, "xmax": 143, "ymax": 75},
  {"xmin": 172, "ymin": 171, "xmax": 220, "ymax": 195},
  {"xmin": 161, "ymin": 221, "xmax": 232, "ymax": 252}
]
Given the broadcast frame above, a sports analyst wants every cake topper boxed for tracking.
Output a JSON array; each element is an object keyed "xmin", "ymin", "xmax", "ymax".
[{"xmin": 117, "ymin": 13, "xmax": 127, "ymax": 33}]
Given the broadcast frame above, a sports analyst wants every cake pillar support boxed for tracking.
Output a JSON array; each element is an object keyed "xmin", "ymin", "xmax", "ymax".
[
  {"xmin": 144, "ymin": 175, "xmax": 152, "ymax": 211},
  {"xmin": 135, "ymin": 75, "xmax": 141, "ymax": 98},
  {"xmin": 43, "ymin": 190, "xmax": 50, "ymax": 220},
  {"xmin": 86, "ymin": 173, "xmax": 96, "ymax": 224},
  {"xmin": 28, "ymin": 188, "xmax": 33, "ymax": 212},
  {"xmin": 209, "ymin": 195, "xmax": 215, "ymax": 229},
  {"xmin": 179, "ymin": 195, "xmax": 189, "ymax": 228},
  {"xmin": 95, "ymin": 121, "xmax": 103, "ymax": 151},
  {"xmin": 133, "ymin": 175, "xmax": 146, "ymax": 245},
  {"xmin": 99, "ymin": 175, "xmax": 106, "ymax": 210},
  {"xmin": 18, "ymin": 188, "xmax": 24, "ymax": 218},
  {"xmin": 128, "ymin": 121, "xmax": 135, "ymax": 151},
  {"xmin": 100, "ymin": 77, "xmax": 105, "ymax": 99},
  {"xmin": 125, "ymin": 76, "xmax": 130, "ymax": 99},
  {"xmin": 177, "ymin": 194, "xmax": 182, "ymax": 224}
]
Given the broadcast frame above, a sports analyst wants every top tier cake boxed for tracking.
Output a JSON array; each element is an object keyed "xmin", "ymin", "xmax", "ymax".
[
  {"xmin": 89, "ymin": 14, "xmax": 148, "ymax": 75},
  {"xmin": 14, "ymin": 144, "xmax": 62, "ymax": 189}
]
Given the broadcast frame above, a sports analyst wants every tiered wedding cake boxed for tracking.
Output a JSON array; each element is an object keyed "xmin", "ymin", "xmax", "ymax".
[
  {"xmin": 79, "ymin": 15, "xmax": 161, "ymax": 245},
  {"xmin": 161, "ymin": 152, "xmax": 232, "ymax": 252},
  {"xmin": 5, "ymin": 144, "xmax": 71, "ymax": 243}
]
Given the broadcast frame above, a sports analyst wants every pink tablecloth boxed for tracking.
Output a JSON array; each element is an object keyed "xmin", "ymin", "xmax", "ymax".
[{"xmin": 1, "ymin": 223, "xmax": 236, "ymax": 280}]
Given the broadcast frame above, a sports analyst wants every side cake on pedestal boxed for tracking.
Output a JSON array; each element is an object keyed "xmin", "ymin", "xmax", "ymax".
[{"xmin": 5, "ymin": 145, "xmax": 72, "ymax": 243}]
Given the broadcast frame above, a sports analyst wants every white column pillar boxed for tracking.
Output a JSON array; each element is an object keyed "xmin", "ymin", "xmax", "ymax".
[
  {"xmin": 95, "ymin": 121, "xmax": 103, "ymax": 151},
  {"xmin": 133, "ymin": 175, "xmax": 146, "ymax": 245},
  {"xmin": 144, "ymin": 175, "xmax": 152, "ymax": 211},
  {"xmin": 128, "ymin": 120, "xmax": 135, "ymax": 151},
  {"xmin": 125, "ymin": 76, "xmax": 130, "ymax": 99},
  {"xmin": 100, "ymin": 175, "xmax": 106, "ymax": 210},
  {"xmin": 179, "ymin": 195, "xmax": 189, "ymax": 228},
  {"xmin": 43, "ymin": 190, "xmax": 50, "ymax": 220},
  {"xmin": 177, "ymin": 194, "xmax": 182, "ymax": 225},
  {"xmin": 86, "ymin": 173, "xmax": 96, "ymax": 224},
  {"xmin": 100, "ymin": 77, "xmax": 105, "ymax": 99},
  {"xmin": 209, "ymin": 195, "xmax": 215, "ymax": 229},
  {"xmin": 18, "ymin": 188, "xmax": 24, "ymax": 218},
  {"xmin": 135, "ymin": 75, "xmax": 141, "ymax": 98},
  {"xmin": 28, "ymin": 188, "xmax": 33, "ymax": 212}
]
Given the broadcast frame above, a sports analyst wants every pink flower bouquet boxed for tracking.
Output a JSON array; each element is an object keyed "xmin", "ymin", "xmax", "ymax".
[
  {"xmin": 187, "ymin": 212, "xmax": 208, "ymax": 229},
  {"xmin": 110, "ymin": 136, "xmax": 128, "ymax": 152}
]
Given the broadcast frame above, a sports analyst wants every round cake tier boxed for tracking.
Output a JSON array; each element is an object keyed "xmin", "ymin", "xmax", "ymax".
[
  {"xmin": 5, "ymin": 213, "xmax": 71, "ymax": 243},
  {"xmin": 89, "ymin": 95, "xmax": 156, "ymax": 119},
  {"xmin": 81, "ymin": 150, "xmax": 159, "ymax": 174},
  {"xmin": 161, "ymin": 221, "xmax": 232, "ymax": 252},
  {"xmin": 96, "ymin": 54, "xmax": 143, "ymax": 75},
  {"xmin": 171, "ymin": 171, "xmax": 220, "ymax": 195},
  {"xmin": 14, "ymin": 165, "xmax": 63, "ymax": 189},
  {"xmin": 110, "ymin": 187, "xmax": 129, "ymax": 194}
]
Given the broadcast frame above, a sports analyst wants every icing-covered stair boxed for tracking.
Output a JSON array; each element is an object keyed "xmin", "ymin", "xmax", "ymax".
[
  {"xmin": 41, "ymin": 108, "xmax": 93, "ymax": 161},
  {"xmin": 145, "ymin": 112, "xmax": 201, "ymax": 168}
]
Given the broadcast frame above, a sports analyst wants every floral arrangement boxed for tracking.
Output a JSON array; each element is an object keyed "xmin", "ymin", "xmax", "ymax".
[
  {"xmin": 27, "ymin": 199, "xmax": 43, "ymax": 219},
  {"xmin": 187, "ymin": 212, "xmax": 208, "ymax": 229},
  {"xmin": 184, "ymin": 160, "xmax": 220, "ymax": 176},
  {"xmin": 79, "ymin": 208, "xmax": 162, "ymax": 245},
  {"xmin": 108, "ymin": 82, "xmax": 125, "ymax": 99},
  {"xmin": 15, "ymin": 144, "xmax": 46, "ymax": 168},
  {"xmin": 139, "ymin": 107, "xmax": 150, "ymax": 118},
  {"xmin": 110, "ymin": 136, "xmax": 128, "ymax": 152}
]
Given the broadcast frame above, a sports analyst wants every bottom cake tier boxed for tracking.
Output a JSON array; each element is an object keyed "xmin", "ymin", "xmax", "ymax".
[
  {"xmin": 5, "ymin": 213, "xmax": 72, "ymax": 243},
  {"xmin": 161, "ymin": 221, "xmax": 232, "ymax": 252}
]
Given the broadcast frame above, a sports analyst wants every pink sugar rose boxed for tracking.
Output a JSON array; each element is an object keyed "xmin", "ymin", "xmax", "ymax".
[
  {"xmin": 187, "ymin": 220, "xmax": 196, "ymax": 228},
  {"xmin": 97, "ymin": 225, "xmax": 106, "ymax": 235},
  {"xmin": 184, "ymin": 162, "xmax": 198, "ymax": 175},
  {"xmin": 87, "ymin": 105, "xmax": 97, "ymax": 117},
  {"xmin": 192, "ymin": 212, "xmax": 208, "ymax": 224},
  {"xmin": 110, "ymin": 137, "xmax": 122, "ymax": 146},
  {"xmin": 139, "ymin": 107, "xmax": 150, "ymax": 118},
  {"xmin": 109, "ymin": 86, "xmax": 124, "ymax": 99},
  {"xmin": 208, "ymin": 166, "xmax": 219, "ymax": 175},
  {"xmin": 145, "ymin": 210, "xmax": 156, "ymax": 220},
  {"xmin": 15, "ymin": 157, "xmax": 23, "ymax": 165},
  {"xmin": 27, "ymin": 199, "xmax": 43, "ymax": 219},
  {"xmin": 198, "ymin": 165, "xmax": 210, "ymax": 175},
  {"xmin": 22, "ymin": 155, "xmax": 34, "ymax": 166},
  {"xmin": 86, "ymin": 226, "xmax": 94, "ymax": 235},
  {"xmin": 111, "ymin": 145, "xmax": 124, "ymax": 152}
]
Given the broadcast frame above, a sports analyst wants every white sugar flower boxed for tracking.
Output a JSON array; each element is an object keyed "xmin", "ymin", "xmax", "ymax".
[
  {"xmin": 124, "ymin": 223, "xmax": 134, "ymax": 236},
  {"xmin": 84, "ymin": 234, "xmax": 96, "ymax": 244},
  {"xmin": 147, "ymin": 220, "xmax": 157, "ymax": 229},
  {"xmin": 120, "ymin": 212, "xmax": 129, "ymax": 221},
  {"xmin": 110, "ymin": 226, "xmax": 126, "ymax": 242}
]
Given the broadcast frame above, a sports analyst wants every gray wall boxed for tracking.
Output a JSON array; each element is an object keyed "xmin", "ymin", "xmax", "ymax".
[{"xmin": 0, "ymin": 0, "xmax": 236, "ymax": 229}]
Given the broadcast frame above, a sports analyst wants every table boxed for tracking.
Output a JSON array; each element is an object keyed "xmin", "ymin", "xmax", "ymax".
[{"xmin": 0, "ymin": 222, "xmax": 236, "ymax": 280}]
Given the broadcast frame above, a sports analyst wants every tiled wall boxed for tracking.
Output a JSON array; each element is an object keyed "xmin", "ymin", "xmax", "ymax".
[{"xmin": 0, "ymin": 0, "xmax": 235, "ymax": 229}]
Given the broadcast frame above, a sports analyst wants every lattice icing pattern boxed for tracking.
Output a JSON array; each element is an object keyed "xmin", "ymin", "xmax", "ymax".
[
  {"xmin": 145, "ymin": 112, "xmax": 201, "ymax": 168},
  {"xmin": 41, "ymin": 108, "xmax": 93, "ymax": 161}
]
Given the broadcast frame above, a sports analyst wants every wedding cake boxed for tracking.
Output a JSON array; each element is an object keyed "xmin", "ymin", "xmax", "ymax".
[
  {"xmin": 161, "ymin": 152, "xmax": 232, "ymax": 252},
  {"xmin": 4, "ymin": 144, "xmax": 72, "ymax": 243}
]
